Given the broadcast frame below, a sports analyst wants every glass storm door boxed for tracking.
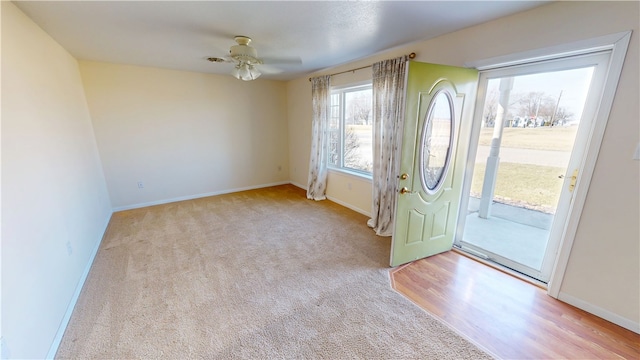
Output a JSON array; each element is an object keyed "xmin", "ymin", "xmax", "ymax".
[
  {"xmin": 390, "ymin": 62, "xmax": 478, "ymax": 267},
  {"xmin": 455, "ymin": 51, "xmax": 612, "ymax": 283}
]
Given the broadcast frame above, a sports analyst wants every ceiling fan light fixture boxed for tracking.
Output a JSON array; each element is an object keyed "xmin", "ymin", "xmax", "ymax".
[
  {"xmin": 248, "ymin": 65, "xmax": 261, "ymax": 80},
  {"xmin": 211, "ymin": 35, "xmax": 294, "ymax": 81},
  {"xmin": 232, "ymin": 62, "xmax": 261, "ymax": 81}
]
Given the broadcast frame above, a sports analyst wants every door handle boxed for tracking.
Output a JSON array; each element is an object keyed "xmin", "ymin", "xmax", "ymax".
[{"xmin": 400, "ymin": 187, "xmax": 412, "ymax": 194}]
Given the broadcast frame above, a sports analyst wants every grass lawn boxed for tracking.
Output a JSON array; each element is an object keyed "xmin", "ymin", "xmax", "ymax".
[
  {"xmin": 473, "ymin": 126, "xmax": 577, "ymax": 212},
  {"xmin": 470, "ymin": 162, "xmax": 565, "ymax": 213},
  {"xmin": 478, "ymin": 126, "xmax": 578, "ymax": 151}
]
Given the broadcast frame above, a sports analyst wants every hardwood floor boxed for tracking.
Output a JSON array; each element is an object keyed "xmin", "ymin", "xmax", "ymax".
[{"xmin": 390, "ymin": 250, "xmax": 640, "ymax": 359}]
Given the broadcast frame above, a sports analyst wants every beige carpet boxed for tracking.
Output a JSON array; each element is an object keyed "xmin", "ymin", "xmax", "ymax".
[{"xmin": 57, "ymin": 185, "xmax": 493, "ymax": 359}]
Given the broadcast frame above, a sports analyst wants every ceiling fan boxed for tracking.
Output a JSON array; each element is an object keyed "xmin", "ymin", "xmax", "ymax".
[{"xmin": 207, "ymin": 36, "xmax": 301, "ymax": 81}]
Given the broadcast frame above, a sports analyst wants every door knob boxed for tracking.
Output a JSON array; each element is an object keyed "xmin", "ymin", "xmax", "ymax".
[
  {"xmin": 400, "ymin": 173, "xmax": 409, "ymax": 180},
  {"xmin": 400, "ymin": 187, "xmax": 411, "ymax": 194}
]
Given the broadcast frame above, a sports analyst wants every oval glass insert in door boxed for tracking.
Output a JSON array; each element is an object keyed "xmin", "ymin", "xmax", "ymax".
[{"xmin": 420, "ymin": 90, "xmax": 454, "ymax": 193}]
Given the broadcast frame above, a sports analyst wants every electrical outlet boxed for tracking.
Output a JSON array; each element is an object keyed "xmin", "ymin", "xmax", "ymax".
[
  {"xmin": 137, "ymin": 181, "xmax": 144, "ymax": 189},
  {"xmin": 66, "ymin": 241, "xmax": 73, "ymax": 256}
]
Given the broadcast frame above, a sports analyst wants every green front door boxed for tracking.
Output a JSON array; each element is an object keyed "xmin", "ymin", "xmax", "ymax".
[{"xmin": 390, "ymin": 62, "xmax": 478, "ymax": 267}]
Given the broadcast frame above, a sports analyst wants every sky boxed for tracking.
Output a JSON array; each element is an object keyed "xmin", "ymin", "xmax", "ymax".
[{"xmin": 486, "ymin": 66, "xmax": 594, "ymax": 122}]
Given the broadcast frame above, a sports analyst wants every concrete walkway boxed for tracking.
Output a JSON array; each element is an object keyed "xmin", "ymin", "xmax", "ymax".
[
  {"xmin": 462, "ymin": 198, "xmax": 553, "ymax": 271},
  {"xmin": 463, "ymin": 145, "xmax": 566, "ymax": 274},
  {"xmin": 475, "ymin": 145, "xmax": 570, "ymax": 168}
]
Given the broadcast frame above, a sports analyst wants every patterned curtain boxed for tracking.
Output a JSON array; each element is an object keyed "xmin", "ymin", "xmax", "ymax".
[
  {"xmin": 367, "ymin": 56, "xmax": 409, "ymax": 236},
  {"xmin": 306, "ymin": 75, "xmax": 332, "ymax": 200}
]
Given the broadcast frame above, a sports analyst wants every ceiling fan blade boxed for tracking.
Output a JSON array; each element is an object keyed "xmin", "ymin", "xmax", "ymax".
[
  {"xmin": 206, "ymin": 56, "xmax": 234, "ymax": 63},
  {"xmin": 261, "ymin": 56, "xmax": 302, "ymax": 65},
  {"xmin": 257, "ymin": 64, "xmax": 284, "ymax": 74}
]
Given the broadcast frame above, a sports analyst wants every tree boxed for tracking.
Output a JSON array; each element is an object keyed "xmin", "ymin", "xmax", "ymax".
[
  {"xmin": 344, "ymin": 127, "xmax": 362, "ymax": 169},
  {"xmin": 482, "ymin": 88, "xmax": 499, "ymax": 127},
  {"xmin": 512, "ymin": 91, "xmax": 556, "ymax": 126},
  {"xmin": 347, "ymin": 92, "xmax": 372, "ymax": 125},
  {"xmin": 342, "ymin": 126, "xmax": 373, "ymax": 172},
  {"xmin": 551, "ymin": 107, "xmax": 574, "ymax": 126},
  {"xmin": 481, "ymin": 87, "xmax": 519, "ymax": 127}
]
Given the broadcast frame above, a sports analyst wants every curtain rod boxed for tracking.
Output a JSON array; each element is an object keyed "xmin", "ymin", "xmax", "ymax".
[{"xmin": 308, "ymin": 52, "xmax": 416, "ymax": 81}]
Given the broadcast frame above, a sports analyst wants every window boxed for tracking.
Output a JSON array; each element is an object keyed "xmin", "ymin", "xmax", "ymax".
[{"xmin": 328, "ymin": 83, "xmax": 373, "ymax": 175}]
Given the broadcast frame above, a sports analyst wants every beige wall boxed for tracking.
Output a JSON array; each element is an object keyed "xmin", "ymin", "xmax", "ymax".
[
  {"xmin": 1, "ymin": 3, "xmax": 112, "ymax": 358},
  {"xmin": 287, "ymin": 1, "xmax": 639, "ymax": 328},
  {"xmin": 286, "ymin": 72, "xmax": 312, "ymax": 189},
  {"xmin": 79, "ymin": 62, "xmax": 290, "ymax": 209}
]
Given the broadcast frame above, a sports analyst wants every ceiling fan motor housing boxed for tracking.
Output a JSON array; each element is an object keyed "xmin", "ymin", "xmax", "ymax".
[{"xmin": 230, "ymin": 36, "xmax": 261, "ymax": 65}]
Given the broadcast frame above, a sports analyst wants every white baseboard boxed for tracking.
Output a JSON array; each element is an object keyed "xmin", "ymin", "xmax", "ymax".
[
  {"xmin": 112, "ymin": 182, "xmax": 291, "ymax": 212},
  {"xmin": 46, "ymin": 213, "xmax": 113, "ymax": 359},
  {"xmin": 289, "ymin": 181, "xmax": 307, "ymax": 191},
  {"xmin": 288, "ymin": 181, "xmax": 371, "ymax": 217},
  {"xmin": 326, "ymin": 195, "xmax": 371, "ymax": 217},
  {"xmin": 558, "ymin": 291, "xmax": 640, "ymax": 334}
]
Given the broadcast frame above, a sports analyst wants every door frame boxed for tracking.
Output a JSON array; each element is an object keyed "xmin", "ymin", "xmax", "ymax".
[
  {"xmin": 457, "ymin": 51, "xmax": 612, "ymax": 283},
  {"xmin": 461, "ymin": 31, "xmax": 632, "ymax": 297}
]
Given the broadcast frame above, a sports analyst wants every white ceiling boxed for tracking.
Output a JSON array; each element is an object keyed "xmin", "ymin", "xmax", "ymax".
[{"xmin": 14, "ymin": 1, "xmax": 550, "ymax": 81}]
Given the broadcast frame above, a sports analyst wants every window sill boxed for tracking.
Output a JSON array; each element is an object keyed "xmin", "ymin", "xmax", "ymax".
[{"xmin": 328, "ymin": 167, "xmax": 372, "ymax": 182}]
